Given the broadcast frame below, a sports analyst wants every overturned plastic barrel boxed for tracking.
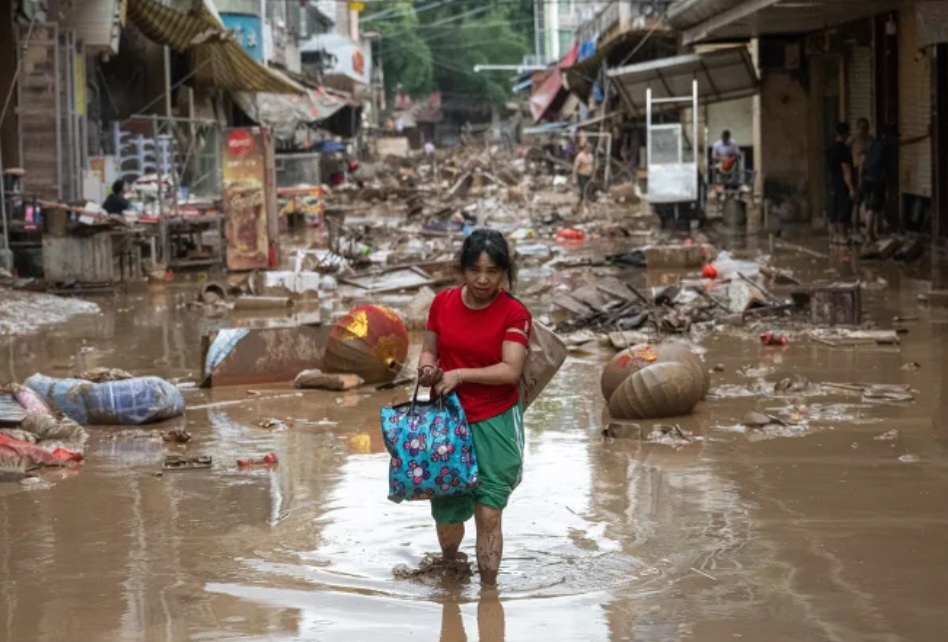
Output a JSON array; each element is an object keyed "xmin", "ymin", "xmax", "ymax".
[
  {"xmin": 324, "ymin": 304, "xmax": 409, "ymax": 384},
  {"xmin": 601, "ymin": 343, "xmax": 709, "ymax": 402},
  {"xmin": 608, "ymin": 362, "xmax": 704, "ymax": 420}
]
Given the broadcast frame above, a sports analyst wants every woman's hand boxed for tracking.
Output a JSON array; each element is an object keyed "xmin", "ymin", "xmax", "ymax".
[
  {"xmin": 417, "ymin": 364, "xmax": 443, "ymax": 388},
  {"xmin": 434, "ymin": 370, "xmax": 463, "ymax": 397}
]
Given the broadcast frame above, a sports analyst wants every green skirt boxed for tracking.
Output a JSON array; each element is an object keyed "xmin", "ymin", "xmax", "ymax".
[{"xmin": 430, "ymin": 402, "xmax": 525, "ymax": 524}]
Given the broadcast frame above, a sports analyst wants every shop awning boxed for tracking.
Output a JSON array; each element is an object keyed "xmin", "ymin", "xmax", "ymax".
[
  {"xmin": 565, "ymin": 30, "xmax": 677, "ymax": 101},
  {"xmin": 232, "ymin": 81, "xmax": 351, "ymax": 141},
  {"xmin": 607, "ymin": 46, "xmax": 758, "ymax": 117},
  {"xmin": 668, "ymin": 0, "xmax": 903, "ymax": 45},
  {"xmin": 127, "ymin": 0, "xmax": 299, "ymax": 94},
  {"xmin": 529, "ymin": 45, "xmax": 579, "ymax": 123}
]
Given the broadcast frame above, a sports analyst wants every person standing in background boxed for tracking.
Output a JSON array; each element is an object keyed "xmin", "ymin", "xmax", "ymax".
[
  {"xmin": 861, "ymin": 124, "xmax": 897, "ymax": 243},
  {"xmin": 850, "ymin": 118, "xmax": 873, "ymax": 237},
  {"xmin": 826, "ymin": 122, "xmax": 857, "ymax": 245},
  {"xmin": 572, "ymin": 143, "xmax": 594, "ymax": 205},
  {"xmin": 102, "ymin": 179, "xmax": 131, "ymax": 215}
]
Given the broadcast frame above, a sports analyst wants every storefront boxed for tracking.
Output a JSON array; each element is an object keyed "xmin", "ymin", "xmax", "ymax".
[{"xmin": 898, "ymin": 6, "xmax": 932, "ymax": 231}]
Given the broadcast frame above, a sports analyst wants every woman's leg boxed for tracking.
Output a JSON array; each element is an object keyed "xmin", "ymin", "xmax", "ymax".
[
  {"xmin": 431, "ymin": 496, "xmax": 474, "ymax": 560},
  {"xmin": 474, "ymin": 503, "xmax": 503, "ymax": 587},
  {"xmin": 437, "ymin": 522, "xmax": 465, "ymax": 560}
]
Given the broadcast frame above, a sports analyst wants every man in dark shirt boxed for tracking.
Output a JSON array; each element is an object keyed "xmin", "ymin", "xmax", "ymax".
[
  {"xmin": 861, "ymin": 124, "xmax": 897, "ymax": 242},
  {"xmin": 102, "ymin": 179, "xmax": 131, "ymax": 215},
  {"xmin": 826, "ymin": 122, "xmax": 856, "ymax": 245}
]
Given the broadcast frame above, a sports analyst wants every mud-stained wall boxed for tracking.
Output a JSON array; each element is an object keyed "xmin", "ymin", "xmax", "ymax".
[{"xmin": 759, "ymin": 69, "xmax": 810, "ymax": 220}]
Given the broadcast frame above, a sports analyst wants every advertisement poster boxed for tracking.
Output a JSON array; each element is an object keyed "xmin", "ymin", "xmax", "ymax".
[
  {"xmin": 222, "ymin": 127, "xmax": 274, "ymax": 271},
  {"xmin": 300, "ymin": 33, "xmax": 372, "ymax": 85},
  {"xmin": 220, "ymin": 13, "xmax": 263, "ymax": 62}
]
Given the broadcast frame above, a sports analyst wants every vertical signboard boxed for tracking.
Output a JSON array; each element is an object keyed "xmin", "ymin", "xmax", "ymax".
[
  {"xmin": 222, "ymin": 127, "xmax": 274, "ymax": 271},
  {"xmin": 220, "ymin": 13, "xmax": 264, "ymax": 62}
]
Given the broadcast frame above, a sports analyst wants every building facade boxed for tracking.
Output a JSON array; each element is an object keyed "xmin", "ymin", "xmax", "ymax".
[{"xmin": 669, "ymin": 0, "xmax": 948, "ymax": 242}]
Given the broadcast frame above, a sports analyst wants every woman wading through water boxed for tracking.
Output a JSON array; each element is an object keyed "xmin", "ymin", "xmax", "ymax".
[{"xmin": 417, "ymin": 229, "xmax": 531, "ymax": 588}]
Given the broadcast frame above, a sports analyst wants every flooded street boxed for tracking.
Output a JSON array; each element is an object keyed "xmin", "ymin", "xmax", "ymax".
[{"xmin": 2, "ymin": 244, "xmax": 948, "ymax": 642}]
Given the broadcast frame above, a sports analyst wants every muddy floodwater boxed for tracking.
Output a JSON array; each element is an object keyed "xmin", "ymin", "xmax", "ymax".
[{"xmin": 2, "ymin": 243, "xmax": 948, "ymax": 642}]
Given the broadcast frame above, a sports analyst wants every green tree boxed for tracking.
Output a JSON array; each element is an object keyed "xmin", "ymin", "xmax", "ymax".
[
  {"xmin": 375, "ymin": 1, "xmax": 435, "ymax": 99},
  {"xmin": 370, "ymin": 0, "xmax": 531, "ymax": 105}
]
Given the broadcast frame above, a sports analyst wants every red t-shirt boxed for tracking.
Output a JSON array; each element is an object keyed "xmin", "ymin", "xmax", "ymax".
[{"xmin": 426, "ymin": 287, "xmax": 532, "ymax": 423}]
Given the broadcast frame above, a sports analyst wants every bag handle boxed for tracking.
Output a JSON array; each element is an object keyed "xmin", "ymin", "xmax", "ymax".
[{"xmin": 408, "ymin": 379, "xmax": 445, "ymax": 416}]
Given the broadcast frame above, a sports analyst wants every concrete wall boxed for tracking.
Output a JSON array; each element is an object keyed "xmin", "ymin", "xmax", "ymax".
[{"xmin": 759, "ymin": 69, "xmax": 810, "ymax": 219}]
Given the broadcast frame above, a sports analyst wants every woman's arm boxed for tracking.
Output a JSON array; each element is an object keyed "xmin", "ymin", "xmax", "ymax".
[{"xmin": 434, "ymin": 339, "xmax": 527, "ymax": 395}]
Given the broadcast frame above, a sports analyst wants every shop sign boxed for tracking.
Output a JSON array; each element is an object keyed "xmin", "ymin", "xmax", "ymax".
[{"xmin": 220, "ymin": 13, "xmax": 263, "ymax": 62}]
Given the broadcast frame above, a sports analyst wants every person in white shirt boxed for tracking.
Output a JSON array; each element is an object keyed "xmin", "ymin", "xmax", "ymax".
[{"xmin": 711, "ymin": 130, "xmax": 740, "ymax": 162}]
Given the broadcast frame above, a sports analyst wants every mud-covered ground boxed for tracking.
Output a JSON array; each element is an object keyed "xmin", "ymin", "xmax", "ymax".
[{"xmin": 1, "ymin": 235, "xmax": 947, "ymax": 642}]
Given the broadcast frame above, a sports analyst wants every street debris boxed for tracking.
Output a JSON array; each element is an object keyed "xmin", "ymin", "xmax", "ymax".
[
  {"xmin": 294, "ymin": 369, "xmax": 365, "ymax": 391},
  {"xmin": 0, "ymin": 433, "xmax": 83, "ymax": 471},
  {"xmin": 324, "ymin": 305, "xmax": 409, "ymax": 384},
  {"xmin": 161, "ymin": 427, "xmax": 192, "ymax": 444},
  {"xmin": 774, "ymin": 374, "xmax": 810, "ymax": 394},
  {"xmin": 237, "ymin": 453, "xmax": 279, "ymax": 468},
  {"xmin": 0, "ymin": 288, "xmax": 100, "ymax": 336},
  {"xmin": 823, "ymin": 382, "xmax": 916, "ymax": 403},
  {"xmin": 79, "ymin": 368, "xmax": 135, "ymax": 383},
  {"xmin": 600, "ymin": 343, "xmax": 708, "ymax": 403},
  {"xmin": 4, "ymin": 383, "xmax": 51, "ymax": 415},
  {"xmin": 257, "ymin": 418, "xmax": 290, "ymax": 431},
  {"xmin": 25, "ymin": 374, "xmax": 185, "ymax": 425},
  {"xmin": 608, "ymin": 361, "xmax": 704, "ymax": 420},
  {"xmin": 233, "ymin": 296, "xmax": 294, "ymax": 311},
  {"xmin": 162, "ymin": 454, "xmax": 212, "ymax": 471}
]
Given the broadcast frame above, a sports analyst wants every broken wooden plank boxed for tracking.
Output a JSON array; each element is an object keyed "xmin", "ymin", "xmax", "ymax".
[
  {"xmin": 810, "ymin": 330, "xmax": 899, "ymax": 347},
  {"xmin": 552, "ymin": 292, "xmax": 594, "ymax": 316},
  {"xmin": 595, "ymin": 276, "xmax": 640, "ymax": 304}
]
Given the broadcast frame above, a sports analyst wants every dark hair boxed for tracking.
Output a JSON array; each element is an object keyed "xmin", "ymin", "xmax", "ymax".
[
  {"xmin": 836, "ymin": 122, "xmax": 851, "ymax": 137},
  {"xmin": 722, "ymin": 130, "xmax": 731, "ymax": 138},
  {"xmin": 112, "ymin": 179, "xmax": 125, "ymax": 195},
  {"xmin": 459, "ymin": 228, "xmax": 515, "ymax": 291}
]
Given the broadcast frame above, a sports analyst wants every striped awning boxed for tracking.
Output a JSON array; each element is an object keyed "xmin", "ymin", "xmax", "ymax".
[{"xmin": 127, "ymin": 0, "xmax": 299, "ymax": 94}]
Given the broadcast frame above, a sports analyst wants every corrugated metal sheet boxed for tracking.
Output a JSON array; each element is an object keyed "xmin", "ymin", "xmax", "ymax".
[
  {"xmin": 42, "ymin": 234, "xmax": 115, "ymax": 284},
  {"xmin": 608, "ymin": 47, "xmax": 759, "ymax": 117},
  {"xmin": 899, "ymin": 8, "xmax": 932, "ymax": 197},
  {"xmin": 846, "ymin": 46, "xmax": 873, "ymax": 127}
]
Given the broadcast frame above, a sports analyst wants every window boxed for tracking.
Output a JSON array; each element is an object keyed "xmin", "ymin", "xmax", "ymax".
[
  {"xmin": 558, "ymin": 0, "xmax": 572, "ymax": 15},
  {"xmin": 558, "ymin": 29, "xmax": 574, "ymax": 57}
]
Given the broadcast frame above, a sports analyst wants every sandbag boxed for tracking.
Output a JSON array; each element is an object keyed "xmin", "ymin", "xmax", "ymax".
[{"xmin": 25, "ymin": 374, "xmax": 185, "ymax": 425}]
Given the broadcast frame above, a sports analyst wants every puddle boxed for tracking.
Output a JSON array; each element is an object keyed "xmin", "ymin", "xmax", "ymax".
[{"xmin": 1, "ymin": 249, "xmax": 948, "ymax": 641}]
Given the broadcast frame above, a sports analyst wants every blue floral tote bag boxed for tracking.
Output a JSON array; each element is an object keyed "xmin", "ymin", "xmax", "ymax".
[{"xmin": 379, "ymin": 386, "xmax": 478, "ymax": 503}]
